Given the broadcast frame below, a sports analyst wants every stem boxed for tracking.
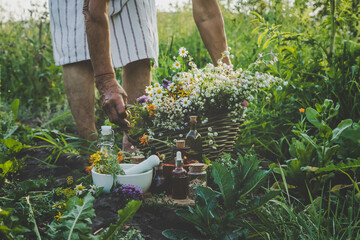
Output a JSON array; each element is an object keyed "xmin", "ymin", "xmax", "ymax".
[{"xmin": 329, "ymin": 0, "xmax": 336, "ymax": 66}]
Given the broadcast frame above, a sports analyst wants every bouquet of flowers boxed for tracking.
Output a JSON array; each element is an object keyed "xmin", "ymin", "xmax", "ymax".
[
  {"xmin": 130, "ymin": 47, "xmax": 283, "ymax": 141},
  {"xmin": 87, "ymin": 150, "xmax": 124, "ymax": 176}
]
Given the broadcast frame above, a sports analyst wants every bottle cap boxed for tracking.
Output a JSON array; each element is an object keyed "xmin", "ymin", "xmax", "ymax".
[
  {"xmin": 176, "ymin": 140, "xmax": 185, "ymax": 148},
  {"xmin": 101, "ymin": 126, "xmax": 112, "ymax": 135},
  {"xmin": 131, "ymin": 155, "xmax": 145, "ymax": 164},
  {"xmin": 189, "ymin": 116, "xmax": 197, "ymax": 123},
  {"xmin": 189, "ymin": 163, "xmax": 206, "ymax": 173}
]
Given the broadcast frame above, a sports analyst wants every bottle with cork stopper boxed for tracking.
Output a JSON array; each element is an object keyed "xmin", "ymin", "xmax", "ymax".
[
  {"xmin": 171, "ymin": 151, "xmax": 188, "ymax": 199},
  {"xmin": 172, "ymin": 140, "xmax": 189, "ymax": 165},
  {"xmin": 188, "ymin": 163, "xmax": 207, "ymax": 199},
  {"xmin": 185, "ymin": 116, "xmax": 202, "ymax": 162}
]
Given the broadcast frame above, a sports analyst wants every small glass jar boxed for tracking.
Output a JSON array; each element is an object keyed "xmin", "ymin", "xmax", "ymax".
[{"xmin": 188, "ymin": 163, "xmax": 207, "ymax": 199}]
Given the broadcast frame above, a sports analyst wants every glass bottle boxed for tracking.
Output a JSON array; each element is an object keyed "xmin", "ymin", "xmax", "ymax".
[
  {"xmin": 188, "ymin": 163, "xmax": 207, "ymax": 199},
  {"xmin": 172, "ymin": 140, "xmax": 189, "ymax": 165},
  {"xmin": 185, "ymin": 116, "xmax": 202, "ymax": 162},
  {"xmin": 172, "ymin": 151, "xmax": 188, "ymax": 199},
  {"xmin": 150, "ymin": 145, "xmax": 165, "ymax": 194},
  {"xmin": 98, "ymin": 126, "xmax": 115, "ymax": 155},
  {"xmin": 151, "ymin": 160, "xmax": 166, "ymax": 194}
]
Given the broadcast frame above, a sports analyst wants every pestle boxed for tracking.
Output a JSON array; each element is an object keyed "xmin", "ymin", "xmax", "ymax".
[{"xmin": 124, "ymin": 155, "xmax": 160, "ymax": 175}]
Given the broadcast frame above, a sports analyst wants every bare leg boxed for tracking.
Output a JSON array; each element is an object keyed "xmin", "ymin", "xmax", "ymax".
[
  {"xmin": 122, "ymin": 59, "xmax": 151, "ymax": 104},
  {"xmin": 122, "ymin": 58, "xmax": 151, "ymax": 152},
  {"xmin": 62, "ymin": 60, "xmax": 97, "ymax": 142}
]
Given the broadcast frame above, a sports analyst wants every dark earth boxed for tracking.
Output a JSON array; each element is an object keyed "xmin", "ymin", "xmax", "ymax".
[{"xmin": 16, "ymin": 147, "xmax": 197, "ymax": 239}]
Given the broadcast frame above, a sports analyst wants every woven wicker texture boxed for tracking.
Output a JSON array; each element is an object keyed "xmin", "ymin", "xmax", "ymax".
[{"xmin": 131, "ymin": 113, "xmax": 241, "ymax": 161}]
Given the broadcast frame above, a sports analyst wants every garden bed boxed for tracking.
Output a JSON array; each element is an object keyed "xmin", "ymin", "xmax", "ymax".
[{"xmin": 11, "ymin": 147, "xmax": 197, "ymax": 239}]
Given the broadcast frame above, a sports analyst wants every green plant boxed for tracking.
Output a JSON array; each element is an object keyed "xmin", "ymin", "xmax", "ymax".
[
  {"xmin": 33, "ymin": 129, "xmax": 95, "ymax": 163},
  {"xmin": 163, "ymin": 152, "xmax": 279, "ymax": 239},
  {"xmin": 270, "ymin": 99, "xmax": 360, "ymax": 198},
  {"xmin": 252, "ymin": 182, "xmax": 360, "ymax": 239},
  {"xmin": 0, "ymin": 207, "xmax": 30, "ymax": 240},
  {"xmin": 46, "ymin": 193, "xmax": 141, "ymax": 240}
]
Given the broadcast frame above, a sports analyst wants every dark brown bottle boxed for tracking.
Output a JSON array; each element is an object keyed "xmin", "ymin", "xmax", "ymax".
[
  {"xmin": 151, "ymin": 162, "xmax": 166, "ymax": 194},
  {"xmin": 185, "ymin": 116, "xmax": 202, "ymax": 162},
  {"xmin": 172, "ymin": 151, "xmax": 188, "ymax": 199}
]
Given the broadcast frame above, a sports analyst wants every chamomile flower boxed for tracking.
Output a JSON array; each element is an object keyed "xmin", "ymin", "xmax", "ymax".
[
  {"xmin": 154, "ymin": 87, "xmax": 164, "ymax": 96},
  {"xmin": 75, "ymin": 183, "xmax": 85, "ymax": 195},
  {"xmin": 179, "ymin": 47, "xmax": 188, "ymax": 57},
  {"xmin": 88, "ymin": 185, "xmax": 97, "ymax": 194},
  {"xmin": 173, "ymin": 61, "xmax": 181, "ymax": 69},
  {"xmin": 181, "ymin": 97, "xmax": 191, "ymax": 107},
  {"xmin": 145, "ymin": 86, "xmax": 153, "ymax": 94}
]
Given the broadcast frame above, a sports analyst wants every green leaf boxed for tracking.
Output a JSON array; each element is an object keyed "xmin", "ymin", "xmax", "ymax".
[
  {"xmin": 319, "ymin": 124, "xmax": 332, "ymax": 139},
  {"xmin": 101, "ymin": 200, "xmax": 142, "ymax": 240},
  {"xmin": 0, "ymin": 161, "xmax": 14, "ymax": 179},
  {"xmin": 18, "ymin": 179, "xmax": 48, "ymax": 192},
  {"xmin": 331, "ymin": 119, "xmax": 352, "ymax": 141},
  {"xmin": 257, "ymin": 31, "xmax": 267, "ymax": 46},
  {"xmin": 64, "ymin": 194, "xmax": 96, "ymax": 240},
  {"xmin": 306, "ymin": 108, "xmax": 321, "ymax": 128},
  {"xmin": 321, "ymin": 145, "xmax": 340, "ymax": 166},
  {"xmin": 262, "ymin": 38, "xmax": 273, "ymax": 49},
  {"xmin": 298, "ymin": 133, "xmax": 318, "ymax": 149},
  {"xmin": 238, "ymin": 169, "xmax": 271, "ymax": 198},
  {"xmin": 238, "ymin": 191, "xmax": 280, "ymax": 216},
  {"xmin": 11, "ymin": 99, "xmax": 20, "ymax": 120},
  {"xmin": 46, "ymin": 193, "xmax": 96, "ymax": 240},
  {"xmin": 26, "ymin": 196, "xmax": 42, "ymax": 240},
  {"xmin": 250, "ymin": 11, "xmax": 262, "ymax": 20},
  {"xmin": 212, "ymin": 162, "xmax": 235, "ymax": 209},
  {"xmin": 162, "ymin": 229, "xmax": 202, "ymax": 240},
  {"xmin": 251, "ymin": 26, "xmax": 260, "ymax": 35},
  {"xmin": 1, "ymin": 138, "xmax": 26, "ymax": 153}
]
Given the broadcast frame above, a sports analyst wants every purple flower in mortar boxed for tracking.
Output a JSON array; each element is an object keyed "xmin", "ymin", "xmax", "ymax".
[
  {"xmin": 162, "ymin": 79, "xmax": 171, "ymax": 89},
  {"xmin": 137, "ymin": 95, "xmax": 149, "ymax": 104}
]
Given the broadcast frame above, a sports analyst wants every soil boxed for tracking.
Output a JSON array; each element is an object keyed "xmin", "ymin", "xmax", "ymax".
[{"xmin": 15, "ymin": 147, "xmax": 197, "ymax": 239}]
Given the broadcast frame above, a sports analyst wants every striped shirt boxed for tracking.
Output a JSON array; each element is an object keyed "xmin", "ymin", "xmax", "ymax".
[{"xmin": 49, "ymin": 0, "xmax": 159, "ymax": 68}]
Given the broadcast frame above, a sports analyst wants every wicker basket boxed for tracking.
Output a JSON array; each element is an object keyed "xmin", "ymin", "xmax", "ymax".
[{"xmin": 129, "ymin": 113, "xmax": 241, "ymax": 161}]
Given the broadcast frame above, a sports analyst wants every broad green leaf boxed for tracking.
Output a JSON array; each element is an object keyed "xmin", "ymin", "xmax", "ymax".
[
  {"xmin": 331, "ymin": 119, "xmax": 352, "ymax": 141},
  {"xmin": 319, "ymin": 124, "xmax": 332, "ymax": 139},
  {"xmin": 238, "ymin": 170, "xmax": 270, "ymax": 198},
  {"xmin": 46, "ymin": 193, "xmax": 96, "ymax": 240},
  {"xmin": 1, "ymin": 138, "xmax": 25, "ymax": 153},
  {"xmin": 0, "ymin": 160, "xmax": 13, "ymax": 177},
  {"xmin": 212, "ymin": 162, "xmax": 235, "ymax": 209},
  {"xmin": 298, "ymin": 133, "xmax": 318, "ymax": 149},
  {"xmin": 63, "ymin": 193, "xmax": 96, "ymax": 240},
  {"xmin": 322, "ymin": 145, "xmax": 340, "ymax": 166},
  {"xmin": 176, "ymin": 208, "xmax": 207, "ymax": 232},
  {"xmin": 305, "ymin": 108, "xmax": 321, "ymax": 128},
  {"xmin": 193, "ymin": 186, "xmax": 221, "ymax": 225},
  {"xmin": 101, "ymin": 200, "xmax": 142, "ymax": 240}
]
